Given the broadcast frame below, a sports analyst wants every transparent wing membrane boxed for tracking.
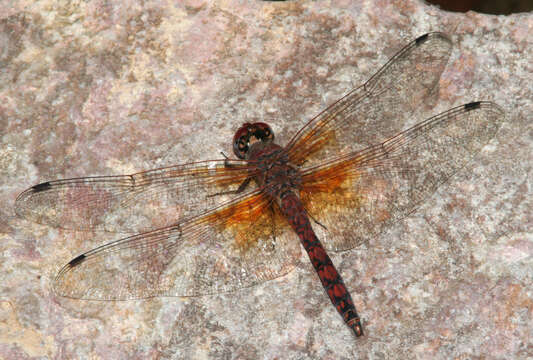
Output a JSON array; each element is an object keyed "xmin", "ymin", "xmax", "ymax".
[
  {"xmin": 53, "ymin": 190, "xmax": 301, "ymax": 299},
  {"xmin": 300, "ymin": 102, "xmax": 504, "ymax": 251},
  {"xmin": 15, "ymin": 160, "xmax": 256, "ymax": 233},
  {"xmin": 15, "ymin": 33, "xmax": 503, "ymax": 301},
  {"xmin": 286, "ymin": 32, "xmax": 452, "ymax": 168}
]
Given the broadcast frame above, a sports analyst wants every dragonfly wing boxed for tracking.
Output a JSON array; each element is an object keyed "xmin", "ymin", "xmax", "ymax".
[
  {"xmin": 54, "ymin": 188, "xmax": 301, "ymax": 299},
  {"xmin": 15, "ymin": 159, "xmax": 257, "ymax": 233},
  {"xmin": 299, "ymin": 102, "xmax": 504, "ymax": 251},
  {"xmin": 286, "ymin": 32, "xmax": 452, "ymax": 168}
]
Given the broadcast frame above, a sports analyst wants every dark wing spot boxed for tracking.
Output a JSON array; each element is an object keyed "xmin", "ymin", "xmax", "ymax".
[
  {"xmin": 415, "ymin": 33, "xmax": 429, "ymax": 45},
  {"xmin": 464, "ymin": 101, "xmax": 481, "ymax": 111},
  {"xmin": 68, "ymin": 254, "xmax": 86, "ymax": 267},
  {"xmin": 31, "ymin": 181, "xmax": 52, "ymax": 193}
]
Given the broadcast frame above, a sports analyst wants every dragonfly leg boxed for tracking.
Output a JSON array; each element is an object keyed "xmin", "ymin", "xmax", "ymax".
[
  {"xmin": 306, "ymin": 208, "xmax": 328, "ymax": 231},
  {"xmin": 269, "ymin": 203, "xmax": 277, "ymax": 243},
  {"xmin": 206, "ymin": 177, "xmax": 252, "ymax": 197},
  {"xmin": 205, "ymin": 151, "xmax": 253, "ymax": 196},
  {"xmin": 220, "ymin": 151, "xmax": 236, "ymax": 169}
]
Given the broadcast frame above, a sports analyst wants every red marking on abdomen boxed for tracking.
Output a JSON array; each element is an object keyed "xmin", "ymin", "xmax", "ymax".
[{"xmin": 279, "ymin": 191, "xmax": 363, "ymax": 337}]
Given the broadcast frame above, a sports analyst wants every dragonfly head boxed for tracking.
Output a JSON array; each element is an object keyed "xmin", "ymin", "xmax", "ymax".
[{"xmin": 233, "ymin": 122, "xmax": 275, "ymax": 159}]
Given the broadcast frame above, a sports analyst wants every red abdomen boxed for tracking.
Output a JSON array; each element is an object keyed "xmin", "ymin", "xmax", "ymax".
[{"xmin": 279, "ymin": 191, "xmax": 363, "ymax": 337}]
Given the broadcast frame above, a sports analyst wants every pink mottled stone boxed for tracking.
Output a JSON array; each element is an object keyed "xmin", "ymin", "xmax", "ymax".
[{"xmin": 0, "ymin": 0, "xmax": 531, "ymax": 359}]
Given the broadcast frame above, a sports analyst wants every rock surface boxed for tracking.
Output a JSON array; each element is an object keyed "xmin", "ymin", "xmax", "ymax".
[{"xmin": 1, "ymin": 0, "xmax": 531, "ymax": 359}]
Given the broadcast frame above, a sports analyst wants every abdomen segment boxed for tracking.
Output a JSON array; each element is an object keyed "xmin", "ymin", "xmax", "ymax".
[{"xmin": 279, "ymin": 191, "xmax": 363, "ymax": 337}]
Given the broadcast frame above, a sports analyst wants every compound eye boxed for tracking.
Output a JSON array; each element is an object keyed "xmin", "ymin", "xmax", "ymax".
[
  {"xmin": 254, "ymin": 123, "xmax": 275, "ymax": 142},
  {"xmin": 233, "ymin": 135, "xmax": 249, "ymax": 159},
  {"xmin": 233, "ymin": 123, "xmax": 253, "ymax": 159}
]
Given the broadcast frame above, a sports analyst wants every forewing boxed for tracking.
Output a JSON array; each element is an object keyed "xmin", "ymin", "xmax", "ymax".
[
  {"xmin": 53, "ymin": 189, "xmax": 301, "ymax": 299},
  {"xmin": 299, "ymin": 102, "xmax": 504, "ymax": 251},
  {"xmin": 285, "ymin": 32, "xmax": 452, "ymax": 167},
  {"xmin": 15, "ymin": 159, "xmax": 257, "ymax": 233}
]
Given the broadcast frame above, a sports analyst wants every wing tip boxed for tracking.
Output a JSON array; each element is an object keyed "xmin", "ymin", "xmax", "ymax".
[
  {"xmin": 463, "ymin": 101, "xmax": 504, "ymax": 116},
  {"xmin": 53, "ymin": 254, "xmax": 88, "ymax": 299},
  {"xmin": 415, "ymin": 32, "xmax": 452, "ymax": 46},
  {"xmin": 31, "ymin": 181, "xmax": 52, "ymax": 193},
  {"xmin": 14, "ymin": 182, "xmax": 52, "ymax": 217},
  {"xmin": 415, "ymin": 33, "xmax": 429, "ymax": 45},
  {"xmin": 68, "ymin": 254, "xmax": 87, "ymax": 267},
  {"xmin": 464, "ymin": 101, "xmax": 482, "ymax": 111}
]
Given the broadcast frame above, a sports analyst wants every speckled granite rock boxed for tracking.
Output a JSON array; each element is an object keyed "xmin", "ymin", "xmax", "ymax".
[{"xmin": 1, "ymin": 1, "xmax": 531, "ymax": 359}]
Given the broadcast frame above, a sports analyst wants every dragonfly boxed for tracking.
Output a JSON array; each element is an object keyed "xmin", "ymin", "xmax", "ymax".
[{"xmin": 15, "ymin": 32, "xmax": 503, "ymax": 337}]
